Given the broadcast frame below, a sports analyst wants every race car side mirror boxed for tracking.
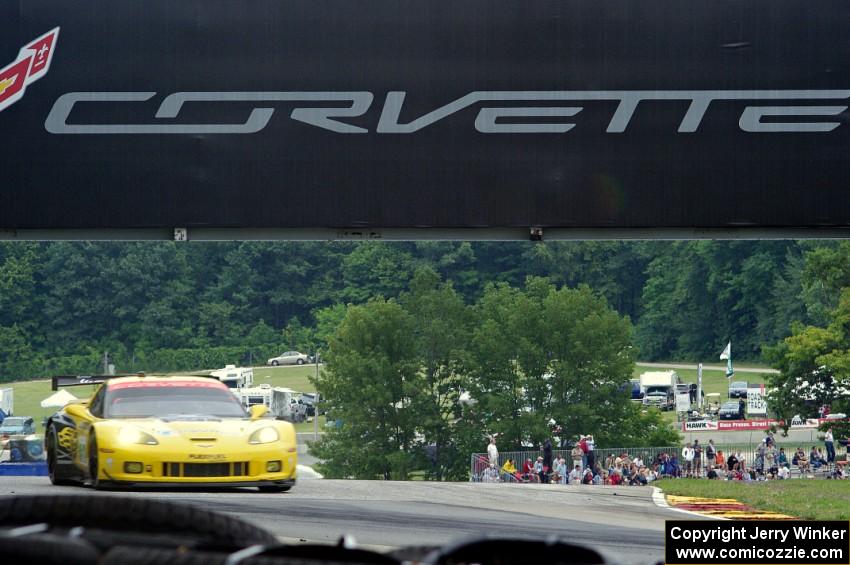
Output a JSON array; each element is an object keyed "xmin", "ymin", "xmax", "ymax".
[
  {"xmin": 249, "ymin": 405, "xmax": 269, "ymax": 420},
  {"xmin": 65, "ymin": 403, "xmax": 93, "ymax": 421}
]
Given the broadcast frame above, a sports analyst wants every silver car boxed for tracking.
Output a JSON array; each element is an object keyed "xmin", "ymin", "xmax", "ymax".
[{"xmin": 267, "ymin": 351, "xmax": 310, "ymax": 366}]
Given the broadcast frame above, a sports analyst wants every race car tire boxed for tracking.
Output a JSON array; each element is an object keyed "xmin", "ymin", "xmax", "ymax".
[
  {"xmin": 257, "ymin": 486, "xmax": 291, "ymax": 493},
  {"xmin": 0, "ymin": 533, "xmax": 99, "ymax": 565},
  {"xmin": 88, "ymin": 433, "xmax": 103, "ymax": 490},
  {"xmin": 46, "ymin": 425, "xmax": 77, "ymax": 486},
  {"xmin": 0, "ymin": 495, "xmax": 279, "ymax": 546}
]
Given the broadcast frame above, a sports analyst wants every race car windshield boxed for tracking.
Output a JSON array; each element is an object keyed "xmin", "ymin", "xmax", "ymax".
[{"xmin": 104, "ymin": 386, "xmax": 248, "ymax": 418}]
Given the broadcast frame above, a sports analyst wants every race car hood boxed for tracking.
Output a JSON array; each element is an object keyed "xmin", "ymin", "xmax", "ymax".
[{"xmin": 95, "ymin": 416, "xmax": 295, "ymax": 450}]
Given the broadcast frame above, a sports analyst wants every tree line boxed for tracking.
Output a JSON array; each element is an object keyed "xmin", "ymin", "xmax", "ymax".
[
  {"xmin": 310, "ymin": 270, "xmax": 679, "ymax": 480},
  {"xmin": 0, "ymin": 240, "xmax": 844, "ymax": 380}
]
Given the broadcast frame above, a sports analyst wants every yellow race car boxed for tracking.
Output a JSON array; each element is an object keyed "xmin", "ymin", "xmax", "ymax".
[{"xmin": 45, "ymin": 374, "xmax": 297, "ymax": 491}]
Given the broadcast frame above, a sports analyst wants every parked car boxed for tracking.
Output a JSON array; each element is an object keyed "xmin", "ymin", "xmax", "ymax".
[
  {"xmin": 718, "ymin": 400, "xmax": 745, "ymax": 420},
  {"xmin": 0, "ymin": 416, "xmax": 35, "ymax": 436},
  {"xmin": 267, "ymin": 351, "xmax": 311, "ymax": 366},
  {"xmin": 728, "ymin": 381, "xmax": 748, "ymax": 398}
]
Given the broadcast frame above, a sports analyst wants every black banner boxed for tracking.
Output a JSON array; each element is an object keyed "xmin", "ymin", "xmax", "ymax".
[
  {"xmin": 666, "ymin": 521, "xmax": 850, "ymax": 565},
  {"xmin": 1, "ymin": 1, "xmax": 850, "ymax": 232}
]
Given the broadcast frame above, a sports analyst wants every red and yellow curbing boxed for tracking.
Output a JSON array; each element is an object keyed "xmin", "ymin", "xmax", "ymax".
[{"xmin": 665, "ymin": 495, "xmax": 795, "ymax": 520}]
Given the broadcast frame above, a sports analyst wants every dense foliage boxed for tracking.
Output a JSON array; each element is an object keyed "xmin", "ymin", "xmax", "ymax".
[
  {"xmin": 765, "ymin": 243, "xmax": 850, "ymax": 438},
  {"xmin": 0, "ymin": 240, "xmax": 841, "ymax": 381},
  {"xmin": 311, "ymin": 272, "xmax": 680, "ymax": 480}
]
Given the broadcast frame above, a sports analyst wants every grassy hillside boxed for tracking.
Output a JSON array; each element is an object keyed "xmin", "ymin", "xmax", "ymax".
[{"xmin": 3, "ymin": 364, "xmax": 321, "ymax": 434}]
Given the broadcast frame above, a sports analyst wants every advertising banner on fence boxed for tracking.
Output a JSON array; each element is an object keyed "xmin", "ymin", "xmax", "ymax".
[{"xmin": 683, "ymin": 417, "xmax": 845, "ymax": 432}]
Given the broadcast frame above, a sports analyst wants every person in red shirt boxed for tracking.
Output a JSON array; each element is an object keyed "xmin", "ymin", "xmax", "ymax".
[
  {"xmin": 609, "ymin": 470, "xmax": 623, "ymax": 485},
  {"xmin": 579, "ymin": 435, "xmax": 589, "ymax": 469}
]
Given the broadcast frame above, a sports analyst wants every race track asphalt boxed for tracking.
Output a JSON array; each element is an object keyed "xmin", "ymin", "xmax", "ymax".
[{"xmin": 0, "ymin": 475, "xmax": 685, "ymax": 563}]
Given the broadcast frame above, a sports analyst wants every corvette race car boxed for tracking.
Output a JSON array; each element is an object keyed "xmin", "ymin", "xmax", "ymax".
[{"xmin": 45, "ymin": 374, "xmax": 297, "ymax": 491}]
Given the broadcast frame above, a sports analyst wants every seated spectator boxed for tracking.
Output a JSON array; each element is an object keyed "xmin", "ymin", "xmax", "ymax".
[
  {"xmin": 501, "ymin": 459, "xmax": 520, "ymax": 481},
  {"xmin": 706, "ymin": 465, "xmax": 718, "ymax": 480},
  {"xmin": 609, "ymin": 470, "xmax": 623, "ymax": 485},
  {"xmin": 522, "ymin": 458, "xmax": 539, "ymax": 482},
  {"xmin": 592, "ymin": 471, "xmax": 603, "ymax": 485},
  {"xmin": 794, "ymin": 447, "xmax": 810, "ymax": 473},
  {"xmin": 777, "ymin": 447, "xmax": 788, "ymax": 467},
  {"xmin": 568, "ymin": 464, "xmax": 583, "ymax": 484},
  {"xmin": 726, "ymin": 452, "xmax": 738, "ymax": 472},
  {"xmin": 777, "ymin": 465, "xmax": 790, "ymax": 480},
  {"xmin": 552, "ymin": 457, "xmax": 567, "ymax": 484},
  {"xmin": 483, "ymin": 464, "xmax": 500, "ymax": 482},
  {"xmin": 582, "ymin": 468, "xmax": 594, "ymax": 485},
  {"xmin": 809, "ymin": 447, "xmax": 823, "ymax": 470}
]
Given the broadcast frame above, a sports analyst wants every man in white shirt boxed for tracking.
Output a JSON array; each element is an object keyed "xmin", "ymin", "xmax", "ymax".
[
  {"xmin": 487, "ymin": 437, "xmax": 499, "ymax": 467},
  {"xmin": 681, "ymin": 444, "xmax": 695, "ymax": 477}
]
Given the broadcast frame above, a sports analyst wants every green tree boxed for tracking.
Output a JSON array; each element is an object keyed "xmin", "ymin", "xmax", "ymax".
[
  {"xmin": 310, "ymin": 299, "xmax": 421, "ymax": 479},
  {"xmin": 400, "ymin": 266, "xmax": 471, "ymax": 479}
]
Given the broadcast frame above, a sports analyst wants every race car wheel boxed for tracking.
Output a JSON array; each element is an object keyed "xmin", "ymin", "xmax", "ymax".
[
  {"xmin": 271, "ymin": 360, "xmax": 279, "ymax": 366},
  {"xmin": 46, "ymin": 425, "xmax": 76, "ymax": 486},
  {"xmin": 88, "ymin": 433, "xmax": 103, "ymax": 490},
  {"xmin": 257, "ymin": 486, "xmax": 291, "ymax": 493},
  {"xmin": 296, "ymin": 358, "xmax": 304, "ymax": 365}
]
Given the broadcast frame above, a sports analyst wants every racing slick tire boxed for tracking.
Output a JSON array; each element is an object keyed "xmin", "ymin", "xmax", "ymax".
[
  {"xmin": 257, "ymin": 485, "xmax": 292, "ymax": 493},
  {"xmin": 0, "ymin": 494, "xmax": 279, "ymax": 546},
  {"xmin": 46, "ymin": 425, "xmax": 77, "ymax": 486},
  {"xmin": 88, "ymin": 433, "xmax": 104, "ymax": 490}
]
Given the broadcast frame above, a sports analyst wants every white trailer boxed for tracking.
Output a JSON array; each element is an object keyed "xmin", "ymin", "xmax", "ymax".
[
  {"xmin": 0, "ymin": 388, "xmax": 13, "ymax": 417},
  {"xmin": 209, "ymin": 365, "xmax": 254, "ymax": 393},
  {"xmin": 270, "ymin": 387, "xmax": 307, "ymax": 423}
]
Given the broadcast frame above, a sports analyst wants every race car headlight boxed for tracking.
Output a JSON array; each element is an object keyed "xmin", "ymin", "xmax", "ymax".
[
  {"xmin": 249, "ymin": 427, "xmax": 279, "ymax": 444},
  {"xmin": 117, "ymin": 427, "xmax": 159, "ymax": 446}
]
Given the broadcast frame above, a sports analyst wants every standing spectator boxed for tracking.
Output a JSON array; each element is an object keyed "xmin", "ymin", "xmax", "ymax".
[
  {"xmin": 825, "ymin": 428, "xmax": 835, "ymax": 464},
  {"xmin": 487, "ymin": 437, "xmax": 499, "ymax": 467},
  {"xmin": 739, "ymin": 397, "xmax": 746, "ymax": 418},
  {"xmin": 693, "ymin": 440, "xmax": 703, "ymax": 477},
  {"xmin": 765, "ymin": 444, "xmax": 777, "ymax": 474},
  {"xmin": 579, "ymin": 435, "xmax": 589, "ymax": 469},
  {"xmin": 681, "ymin": 443, "xmax": 695, "ymax": 477},
  {"xmin": 705, "ymin": 439, "xmax": 716, "ymax": 467},
  {"xmin": 571, "ymin": 443, "xmax": 583, "ymax": 471},
  {"xmin": 586, "ymin": 435, "xmax": 596, "ymax": 471},
  {"xmin": 542, "ymin": 438, "xmax": 553, "ymax": 483}
]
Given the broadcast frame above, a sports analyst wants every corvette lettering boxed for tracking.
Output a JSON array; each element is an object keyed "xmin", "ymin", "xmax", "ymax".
[
  {"xmin": 0, "ymin": 28, "xmax": 59, "ymax": 113},
  {"xmin": 45, "ymin": 89, "xmax": 849, "ymax": 134}
]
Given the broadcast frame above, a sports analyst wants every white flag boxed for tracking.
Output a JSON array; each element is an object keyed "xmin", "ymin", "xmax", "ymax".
[{"xmin": 719, "ymin": 342, "xmax": 731, "ymax": 360}]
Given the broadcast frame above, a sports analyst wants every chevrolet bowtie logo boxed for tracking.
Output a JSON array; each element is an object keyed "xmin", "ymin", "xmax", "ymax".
[{"xmin": 0, "ymin": 75, "xmax": 16, "ymax": 96}]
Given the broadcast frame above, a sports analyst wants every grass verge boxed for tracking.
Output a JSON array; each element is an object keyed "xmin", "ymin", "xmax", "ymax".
[{"xmin": 655, "ymin": 478, "xmax": 850, "ymax": 520}]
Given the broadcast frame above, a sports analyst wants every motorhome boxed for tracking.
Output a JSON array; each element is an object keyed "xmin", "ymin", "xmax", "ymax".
[{"xmin": 639, "ymin": 371, "xmax": 680, "ymax": 411}]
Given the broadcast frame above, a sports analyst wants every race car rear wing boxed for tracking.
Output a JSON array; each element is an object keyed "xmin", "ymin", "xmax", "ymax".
[{"xmin": 51, "ymin": 374, "xmax": 126, "ymax": 391}]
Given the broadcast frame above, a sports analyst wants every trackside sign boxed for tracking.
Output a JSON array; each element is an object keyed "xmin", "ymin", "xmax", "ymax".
[{"xmin": 1, "ymin": 1, "xmax": 849, "ymax": 233}]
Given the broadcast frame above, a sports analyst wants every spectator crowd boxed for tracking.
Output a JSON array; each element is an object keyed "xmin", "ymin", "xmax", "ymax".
[{"xmin": 478, "ymin": 429, "xmax": 847, "ymax": 484}]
